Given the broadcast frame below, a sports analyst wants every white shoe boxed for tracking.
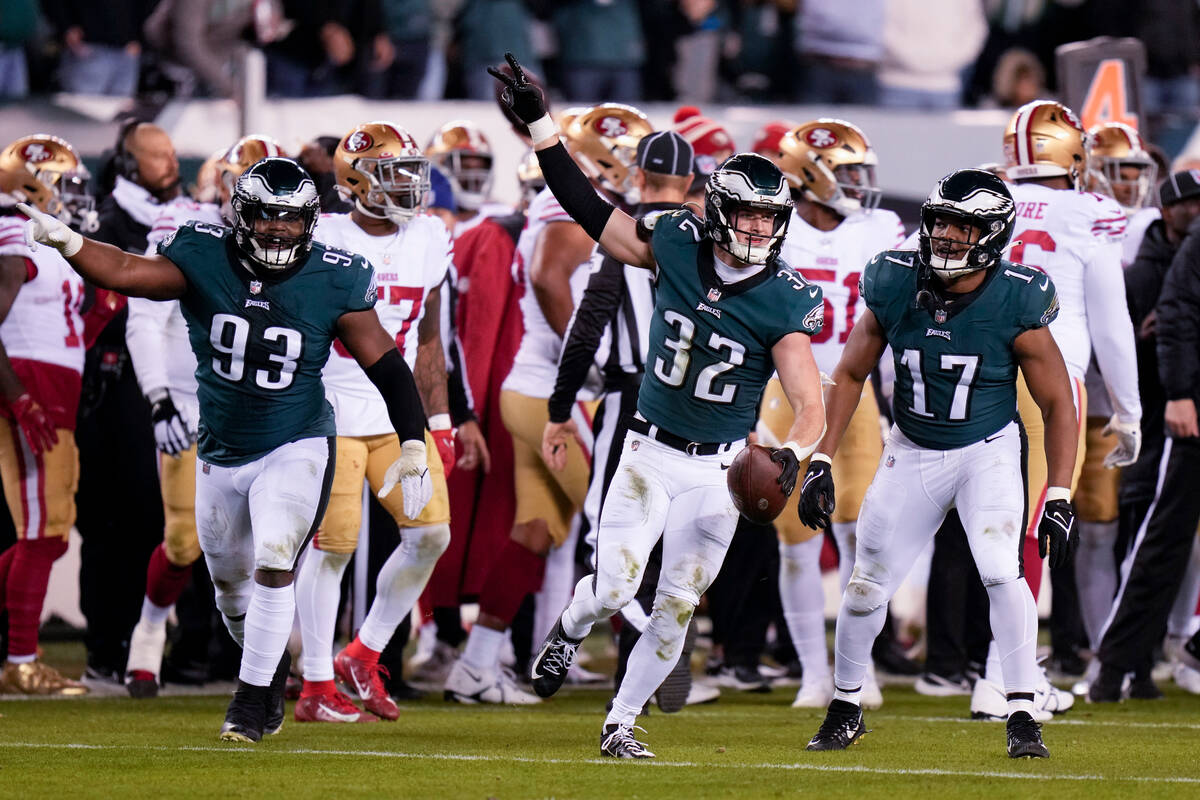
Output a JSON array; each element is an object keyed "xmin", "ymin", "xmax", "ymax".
[
  {"xmin": 861, "ymin": 664, "xmax": 883, "ymax": 710},
  {"xmin": 411, "ymin": 640, "xmax": 459, "ymax": 684},
  {"xmin": 565, "ymin": 663, "xmax": 607, "ymax": 685},
  {"xmin": 408, "ymin": 622, "xmax": 438, "ymax": 669},
  {"xmin": 443, "ymin": 660, "xmax": 541, "ymax": 705},
  {"xmin": 1035, "ymin": 671, "xmax": 1074, "ymax": 715},
  {"xmin": 1174, "ymin": 661, "xmax": 1200, "ymax": 694},
  {"xmin": 791, "ymin": 676, "xmax": 833, "ymax": 709},
  {"xmin": 125, "ymin": 616, "xmax": 167, "ymax": 677},
  {"xmin": 970, "ymin": 675, "xmax": 1051, "ymax": 723},
  {"xmin": 685, "ymin": 682, "xmax": 720, "ymax": 705}
]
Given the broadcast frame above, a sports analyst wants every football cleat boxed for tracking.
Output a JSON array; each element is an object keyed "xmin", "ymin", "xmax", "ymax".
[
  {"xmin": 444, "ymin": 660, "xmax": 540, "ymax": 705},
  {"xmin": 683, "ymin": 682, "xmax": 720, "ymax": 705},
  {"xmin": 806, "ymin": 699, "xmax": 867, "ymax": 751},
  {"xmin": 712, "ymin": 664, "xmax": 772, "ymax": 693},
  {"xmin": 1174, "ymin": 661, "xmax": 1200, "ymax": 695},
  {"xmin": 294, "ymin": 690, "xmax": 377, "ymax": 724},
  {"xmin": 529, "ymin": 618, "xmax": 582, "ymax": 698},
  {"xmin": 264, "ymin": 650, "xmax": 291, "ymax": 736},
  {"xmin": 1086, "ymin": 664, "xmax": 1124, "ymax": 704},
  {"xmin": 970, "ymin": 676, "xmax": 1052, "ymax": 722},
  {"xmin": 1, "ymin": 660, "xmax": 88, "ymax": 696},
  {"xmin": 1035, "ymin": 669, "xmax": 1075, "ymax": 715},
  {"xmin": 334, "ymin": 648, "xmax": 399, "ymax": 721},
  {"xmin": 125, "ymin": 670, "xmax": 159, "ymax": 699},
  {"xmin": 410, "ymin": 640, "xmax": 459, "ymax": 684},
  {"xmin": 1128, "ymin": 674, "xmax": 1163, "ymax": 700},
  {"xmin": 791, "ymin": 675, "xmax": 834, "ymax": 709},
  {"xmin": 1006, "ymin": 711, "xmax": 1049, "ymax": 758},
  {"xmin": 219, "ymin": 682, "xmax": 269, "ymax": 743},
  {"xmin": 601, "ymin": 723, "xmax": 655, "ymax": 759},
  {"xmin": 915, "ymin": 672, "xmax": 972, "ymax": 697},
  {"xmin": 125, "ymin": 616, "xmax": 167, "ymax": 697}
]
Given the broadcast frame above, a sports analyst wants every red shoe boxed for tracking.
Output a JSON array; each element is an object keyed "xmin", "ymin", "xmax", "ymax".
[
  {"xmin": 293, "ymin": 690, "xmax": 376, "ymax": 723},
  {"xmin": 334, "ymin": 648, "xmax": 400, "ymax": 721}
]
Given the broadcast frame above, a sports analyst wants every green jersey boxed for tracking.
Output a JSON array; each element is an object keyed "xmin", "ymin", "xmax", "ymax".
[
  {"xmin": 638, "ymin": 209, "xmax": 824, "ymax": 444},
  {"xmin": 159, "ymin": 221, "xmax": 377, "ymax": 465},
  {"xmin": 862, "ymin": 249, "xmax": 1060, "ymax": 450}
]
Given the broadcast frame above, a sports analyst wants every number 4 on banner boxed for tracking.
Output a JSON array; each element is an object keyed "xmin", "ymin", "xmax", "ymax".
[{"xmin": 1081, "ymin": 58, "xmax": 1138, "ymax": 130}]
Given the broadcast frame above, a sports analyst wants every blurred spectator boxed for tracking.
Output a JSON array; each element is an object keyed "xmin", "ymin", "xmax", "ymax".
[
  {"xmin": 671, "ymin": 0, "xmax": 728, "ymax": 104},
  {"xmin": 43, "ymin": 0, "xmax": 156, "ymax": 96},
  {"xmin": 263, "ymin": 0, "xmax": 392, "ymax": 97},
  {"xmin": 983, "ymin": 47, "xmax": 1046, "ymax": 108},
  {"xmin": 0, "ymin": 0, "xmax": 36, "ymax": 98},
  {"xmin": 366, "ymin": 0, "xmax": 432, "ymax": 98},
  {"xmin": 298, "ymin": 135, "xmax": 352, "ymax": 213},
  {"xmin": 456, "ymin": 0, "xmax": 539, "ymax": 101},
  {"xmin": 552, "ymin": 0, "xmax": 645, "ymax": 103},
  {"xmin": 141, "ymin": 0, "xmax": 253, "ymax": 98},
  {"xmin": 728, "ymin": 0, "xmax": 796, "ymax": 102},
  {"xmin": 1125, "ymin": 0, "xmax": 1200, "ymax": 124},
  {"xmin": 792, "ymin": 0, "xmax": 883, "ymax": 104},
  {"xmin": 878, "ymin": 0, "xmax": 987, "ymax": 109}
]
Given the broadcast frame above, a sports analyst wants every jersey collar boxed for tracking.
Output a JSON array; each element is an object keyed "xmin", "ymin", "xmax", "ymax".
[{"xmin": 698, "ymin": 241, "xmax": 775, "ymax": 300}]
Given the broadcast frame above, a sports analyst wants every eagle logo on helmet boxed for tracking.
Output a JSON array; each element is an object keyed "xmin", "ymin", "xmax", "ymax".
[
  {"xmin": 805, "ymin": 128, "xmax": 839, "ymax": 149},
  {"xmin": 596, "ymin": 116, "xmax": 629, "ymax": 138},
  {"xmin": 21, "ymin": 142, "xmax": 50, "ymax": 163},
  {"xmin": 345, "ymin": 131, "xmax": 374, "ymax": 153}
]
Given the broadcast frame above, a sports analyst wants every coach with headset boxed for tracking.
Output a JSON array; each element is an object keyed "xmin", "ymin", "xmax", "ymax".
[{"xmin": 76, "ymin": 121, "xmax": 182, "ymax": 690}]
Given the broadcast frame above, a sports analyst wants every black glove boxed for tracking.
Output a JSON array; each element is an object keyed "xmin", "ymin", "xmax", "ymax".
[
  {"xmin": 797, "ymin": 459, "xmax": 836, "ymax": 531},
  {"xmin": 769, "ymin": 447, "xmax": 801, "ymax": 496},
  {"xmin": 1038, "ymin": 498, "xmax": 1077, "ymax": 569},
  {"xmin": 487, "ymin": 52, "xmax": 548, "ymax": 125},
  {"xmin": 148, "ymin": 388, "xmax": 192, "ymax": 458}
]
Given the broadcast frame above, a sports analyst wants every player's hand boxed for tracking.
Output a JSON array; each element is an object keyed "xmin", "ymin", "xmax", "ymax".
[
  {"xmin": 1165, "ymin": 398, "xmax": 1199, "ymax": 439},
  {"xmin": 380, "ymin": 438, "xmax": 433, "ymax": 520},
  {"xmin": 456, "ymin": 419, "xmax": 491, "ymax": 473},
  {"xmin": 541, "ymin": 419, "xmax": 578, "ymax": 471},
  {"xmin": 431, "ymin": 427, "xmax": 456, "ymax": 474},
  {"xmin": 8, "ymin": 393, "xmax": 57, "ymax": 455},
  {"xmin": 1102, "ymin": 414, "xmax": 1141, "ymax": 468},
  {"xmin": 488, "ymin": 52, "xmax": 547, "ymax": 125},
  {"xmin": 147, "ymin": 388, "xmax": 192, "ymax": 458},
  {"xmin": 16, "ymin": 202, "xmax": 83, "ymax": 258},
  {"xmin": 797, "ymin": 457, "xmax": 835, "ymax": 531},
  {"xmin": 769, "ymin": 447, "xmax": 800, "ymax": 496},
  {"xmin": 1038, "ymin": 498, "xmax": 1077, "ymax": 568}
]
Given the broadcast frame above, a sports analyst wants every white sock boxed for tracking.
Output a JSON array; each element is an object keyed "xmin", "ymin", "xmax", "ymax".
[
  {"xmin": 610, "ymin": 594, "xmax": 693, "ymax": 718},
  {"xmin": 833, "ymin": 601, "xmax": 885, "ymax": 697},
  {"xmin": 295, "ymin": 547, "xmax": 351, "ymax": 683},
  {"xmin": 986, "ymin": 579, "xmax": 1039, "ymax": 697},
  {"xmin": 358, "ymin": 524, "xmax": 450, "ymax": 653},
  {"xmin": 535, "ymin": 526, "xmax": 578, "ymax": 645},
  {"xmin": 461, "ymin": 625, "xmax": 505, "ymax": 672},
  {"xmin": 561, "ymin": 574, "xmax": 608, "ymax": 641},
  {"xmin": 141, "ymin": 595, "xmax": 171, "ymax": 627},
  {"xmin": 779, "ymin": 538, "xmax": 829, "ymax": 681},
  {"xmin": 605, "ymin": 697, "xmax": 642, "ymax": 728},
  {"xmin": 239, "ymin": 582, "xmax": 295, "ymax": 686},
  {"xmin": 1075, "ymin": 520, "xmax": 1118, "ymax": 648},
  {"xmin": 831, "ymin": 521, "xmax": 857, "ymax": 592}
]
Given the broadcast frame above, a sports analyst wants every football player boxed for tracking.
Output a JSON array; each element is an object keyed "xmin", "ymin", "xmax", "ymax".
[
  {"xmin": 0, "ymin": 135, "xmax": 93, "ymax": 695},
  {"xmin": 492, "ymin": 55, "xmax": 826, "ymax": 758},
  {"xmin": 1087, "ymin": 122, "xmax": 1159, "ymax": 266},
  {"xmin": 441, "ymin": 103, "xmax": 652, "ymax": 706},
  {"xmin": 762, "ymin": 119, "xmax": 906, "ymax": 709},
  {"xmin": 426, "ymin": 121, "xmax": 509, "ymax": 235},
  {"xmin": 123, "ymin": 134, "xmax": 286, "ymax": 699},
  {"xmin": 292, "ymin": 121, "xmax": 457, "ymax": 724},
  {"xmin": 798, "ymin": 169, "xmax": 1077, "ymax": 759},
  {"xmin": 20, "ymin": 156, "xmax": 432, "ymax": 743}
]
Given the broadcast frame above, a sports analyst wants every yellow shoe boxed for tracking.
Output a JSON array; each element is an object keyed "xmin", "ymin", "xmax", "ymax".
[{"xmin": 1, "ymin": 660, "xmax": 89, "ymax": 695}]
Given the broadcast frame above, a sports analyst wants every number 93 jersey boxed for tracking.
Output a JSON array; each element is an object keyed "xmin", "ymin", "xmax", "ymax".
[
  {"xmin": 639, "ymin": 209, "xmax": 824, "ymax": 444},
  {"xmin": 159, "ymin": 221, "xmax": 377, "ymax": 465},
  {"xmin": 864, "ymin": 250, "xmax": 1059, "ymax": 450}
]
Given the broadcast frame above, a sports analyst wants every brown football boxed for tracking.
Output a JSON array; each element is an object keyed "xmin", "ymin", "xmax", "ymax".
[{"xmin": 726, "ymin": 444, "xmax": 788, "ymax": 524}]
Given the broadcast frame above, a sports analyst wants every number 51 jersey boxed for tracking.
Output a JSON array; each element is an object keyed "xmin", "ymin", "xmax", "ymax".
[
  {"xmin": 159, "ymin": 221, "xmax": 377, "ymax": 465},
  {"xmin": 639, "ymin": 209, "xmax": 825, "ymax": 444},
  {"xmin": 864, "ymin": 250, "xmax": 1059, "ymax": 450}
]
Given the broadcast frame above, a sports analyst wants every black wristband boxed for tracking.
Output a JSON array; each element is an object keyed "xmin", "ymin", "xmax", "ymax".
[
  {"xmin": 364, "ymin": 348, "xmax": 427, "ymax": 444},
  {"xmin": 535, "ymin": 142, "xmax": 615, "ymax": 242}
]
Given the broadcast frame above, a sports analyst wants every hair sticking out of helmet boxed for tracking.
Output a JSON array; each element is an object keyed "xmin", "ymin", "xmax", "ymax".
[
  {"xmin": 231, "ymin": 157, "xmax": 320, "ymax": 272},
  {"xmin": 777, "ymin": 119, "xmax": 881, "ymax": 218},
  {"xmin": 704, "ymin": 153, "xmax": 793, "ymax": 266},
  {"xmin": 1086, "ymin": 121, "xmax": 1157, "ymax": 216},
  {"xmin": 1003, "ymin": 100, "xmax": 1088, "ymax": 189},
  {"xmin": 336, "ymin": 121, "xmax": 430, "ymax": 226},
  {"xmin": 0, "ymin": 133, "xmax": 97, "ymax": 232},
  {"xmin": 918, "ymin": 168, "xmax": 1016, "ymax": 284}
]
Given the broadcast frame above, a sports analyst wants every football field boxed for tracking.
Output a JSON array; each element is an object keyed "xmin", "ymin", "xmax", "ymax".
[{"xmin": 4, "ymin": 679, "xmax": 1200, "ymax": 799}]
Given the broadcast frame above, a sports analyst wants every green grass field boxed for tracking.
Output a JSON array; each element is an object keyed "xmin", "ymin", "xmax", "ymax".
[{"xmin": 4, "ymin": 664, "xmax": 1200, "ymax": 800}]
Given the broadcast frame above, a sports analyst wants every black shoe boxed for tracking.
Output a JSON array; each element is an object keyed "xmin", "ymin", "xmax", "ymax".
[
  {"xmin": 264, "ymin": 650, "xmax": 291, "ymax": 736},
  {"xmin": 1128, "ymin": 674, "xmax": 1163, "ymax": 700},
  {"xmin": 386, "ymin": 676, "xmax": 427, "ymax": 702},
  {"xmin": 806, "ymin": 699, "xmax": 867, "ymax": 751},
  {"xmin": 873, "ymin": 641, "xmax": 921, "ymax": 676},
  {"xmin": 1087, "ymin": 664, "xmax": 1124, "ymax": 703},
  {"xmin": 600, "ymin": 723, "xmax": 655, "ymax": 758},
  {"xmin": 220, "ymin": 682, "xmax": 269, "ymax": 743},
  {"xmin": 715, "ymin": 664, "xmax": 772, "ymax": 693},
  {"xmin": 160, "ymin": 656, "xmax": 210, "ymax": 686},
  {"xmin": 1046, "ymin": 650, "xmax": 1087, "ymax": 678},
  {"xmin": 656, "ymin": 620, "xmax": 697, "ymax": 713},
  {"xmin": 1006, "ymin": 711, "xmax": 1049, "ymax": 758},
  {"xmin": 529, "ymin": 617, "xmax": 582, "ymax": 698}
]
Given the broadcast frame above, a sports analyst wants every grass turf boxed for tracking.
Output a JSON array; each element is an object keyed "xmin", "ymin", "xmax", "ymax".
[{"xmin": 3, "ymin": 677, "xmax": 1200, "ymax": 799}]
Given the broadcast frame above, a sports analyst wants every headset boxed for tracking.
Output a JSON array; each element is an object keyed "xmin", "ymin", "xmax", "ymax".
[{"xmin": 113, "ymin": 119, "xmax": 142, "ymax": 181}]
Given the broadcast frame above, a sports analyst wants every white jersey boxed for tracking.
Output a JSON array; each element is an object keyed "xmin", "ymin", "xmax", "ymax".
[
  {"xmin": 317, "ymin": 213, "xmax": 452, "ymax": 436},
  {"xmin": 503, "ymin": 187, "xmax": 597, "ymax": 399},
  {"xmin": 1122, "ymin": 206, "xmax": 1160, "ymax": 268},
  {"xmin": 1008, "ymin": 182, "xmax": 1140, "ymax": 422},
  {"xmin": 0, "ymin": 214, "xmax": 85, "ymax": 373},
  {"xmin": 779, "ymin": 208, "xmax": 906, "ymax": 376}
]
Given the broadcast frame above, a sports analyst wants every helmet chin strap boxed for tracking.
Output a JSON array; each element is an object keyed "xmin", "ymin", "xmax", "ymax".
[{"xmin": 354, "ymin": 198, "xmax": 412, "ymax": 227}]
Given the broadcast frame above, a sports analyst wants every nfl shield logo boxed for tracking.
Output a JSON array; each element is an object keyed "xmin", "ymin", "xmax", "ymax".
[
  {"xmin": 885, "ymin": 454, "xmax": 895, "ymax": 468},
  {"xmin": 707, "ymin": 287, "xmax": 722, "ymax": 302},
  {"xmin": 631, "ymin": 441, "xmax": 639, "ymax": 451},
  {"xmin": 934, "ymin": 308, "xmax": 947, "ymax": 324},
  {"xmin": 250, "ymin": 281, "xmax": 262, "ymax": 295}
]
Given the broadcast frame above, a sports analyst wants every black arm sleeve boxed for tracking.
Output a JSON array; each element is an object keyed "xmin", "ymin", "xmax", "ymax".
[
  {"xmin": 1155, "ymin": 235, "xmax": 1200, "ymax": 401},
  {"xmin": 548, "ymin": 254, "xmax": 624, "ymax": 423},
  {"xmin": 535, "ymin": 142, "xmax": 615, "ymax": 242},
  {"xmin": 364, "ymin": 348, "xmax": 428, "ymax": 443},
  {"xmin": 446, "ymin": 334, "xmax": 476, "ymax": 426}
]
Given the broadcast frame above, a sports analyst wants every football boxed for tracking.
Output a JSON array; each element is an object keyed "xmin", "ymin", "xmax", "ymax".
[{"xmin": 726, "ymin": 444, "xmax": 789, "ymax": 524}]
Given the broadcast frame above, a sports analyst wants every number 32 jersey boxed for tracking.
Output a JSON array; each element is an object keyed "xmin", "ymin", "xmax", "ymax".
[
  {"xmin": 864, "ymin": 250, "xmax": 1059, "ymax": 450},
  {"xmin": 639, "ymin": 209, "xmax": 824, "ymax": 444},
  {"xmin": 159, "ymin": 221, "xmax": 376, "ymax": 465}
]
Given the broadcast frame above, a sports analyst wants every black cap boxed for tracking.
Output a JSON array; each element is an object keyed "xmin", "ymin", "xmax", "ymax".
[
  {"xmin": 636, "ymin": 131, "xmax": 693, "ymax": 177},
  {"xmin": 1160, "ymin": 169, "xmax": 1200, "ymax": 206}
]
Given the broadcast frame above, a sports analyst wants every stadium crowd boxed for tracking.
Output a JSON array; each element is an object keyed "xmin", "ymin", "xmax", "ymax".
[{"xmin": 2, "ymin": 0, "xmax": 1200, "ymax": 762}]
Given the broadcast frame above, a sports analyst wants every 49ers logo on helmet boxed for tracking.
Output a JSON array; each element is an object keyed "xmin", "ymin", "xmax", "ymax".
[
  {"xmin": 1059, "ymin": 106, "xmax": 1083, "ymax": 132},
  {"xmin": 344, "ymin": 131, "xmax": 374, "ymax": 153},
  {"xmin": 804, "ymin": 128, "xmax": 839, "ymax": 149},
  {"xmin": 595, "ymin": 116, "xmax": 629, "ymax": 138},
  {"xmin": 21, "ymin": 142, "xmax": 51, "ymax": 163}
]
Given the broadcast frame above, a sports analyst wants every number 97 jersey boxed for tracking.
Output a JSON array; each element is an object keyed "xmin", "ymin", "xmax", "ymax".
[{"xmin": 159, "ymin": 221, "xmax": 377, "ymax": 466}]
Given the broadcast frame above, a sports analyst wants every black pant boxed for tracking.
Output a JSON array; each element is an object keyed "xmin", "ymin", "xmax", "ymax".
[
  {"xmin": 925, "ymin": 510, "xmax": 991, "ymax": 677},
  {"xmin": 1099, "ymin": 436, "xmax": 1200, "ymax": 671},
  {"xmin": 707, "ymin": 516, "xmax": 779, "ymax": 669}
]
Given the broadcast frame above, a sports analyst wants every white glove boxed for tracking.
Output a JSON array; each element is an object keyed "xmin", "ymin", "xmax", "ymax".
[
  {"xmin": 16, "ymin": 202, "xmax": 83, "ymax": 258},
  {"xmin": 1103, "ymin": 414, "xmax": 1142, "ymax": 468},
  {"xmin": 147, "ymin": 388, "xmax": 194, "ymax": 458},
  {"xmin": 379, "ymin": 438, "xmax": 433, "ymax": 519}
]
